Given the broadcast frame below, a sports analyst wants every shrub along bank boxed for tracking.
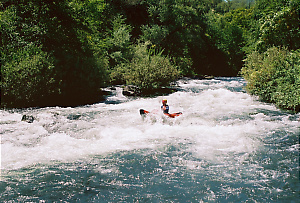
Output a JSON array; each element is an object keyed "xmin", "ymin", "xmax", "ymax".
[
  {"xmin": 241, "ymin": 47, "xmax": 300, "ymax": 112},
  {"xmin": 109, "ymin": 43, "xmax": 179, "ymax": 93},
  {"xmin": 240, "ymin": 1, "xmax": 300, "ymax": 113}
]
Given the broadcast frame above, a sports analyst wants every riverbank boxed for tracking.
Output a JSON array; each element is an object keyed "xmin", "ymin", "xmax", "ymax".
[{"xmin": 0, "ymin": 75, "xmax": 215, "ymax": 110}]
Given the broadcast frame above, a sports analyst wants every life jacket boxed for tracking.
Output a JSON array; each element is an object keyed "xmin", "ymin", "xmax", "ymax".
[{"xmin": 161, "ymin": 104, "xmax": 169, "ymax": 114}]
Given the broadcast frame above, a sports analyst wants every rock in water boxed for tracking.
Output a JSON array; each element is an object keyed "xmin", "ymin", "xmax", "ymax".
[
  {"xmin": 67, "ymin": 114, "xmax": 81, "ymax": 120},
  {"xmin": 122, "ymin": 85, "xmax": 141, "ymax": 96},
  {"xmin": 21, "ymin": 115, "xmax": 35, "ymax": 123}
]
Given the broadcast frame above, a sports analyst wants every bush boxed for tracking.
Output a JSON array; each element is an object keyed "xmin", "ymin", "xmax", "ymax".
[
  {"xmin": 1, "ymin": 46, "xmax": 57, "ymax": 108},
  {"xmin": 1, "ymin": 46, "xmax": 109, "ymax": 108},
  {"xmin": 241, "ymin": 47, "xmax": 300, "ymax": 112},
  {"xmin": 110, "ymin": 43, "xmax": 179, "ymax": 91}
]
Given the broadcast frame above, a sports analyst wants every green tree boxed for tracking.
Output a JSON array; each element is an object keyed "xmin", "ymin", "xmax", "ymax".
[
  {"xmin": 204, "ymin": 7, "xmax": 254, "ymax": 75},
  {"xmin": 141, "ymin": 0, "xmax": 209, "ymax": 75},
  {"xmin": 1, "ymin": 0, "xmax": 109, "ymax": 108},
  {"xmin": 240, "ymin": 0, "xmax": 300, "ymax": 112},
  {"xmin": 107, "ymin": 15, "xmax": 133, "ymax": 67},
  {"xmin": 253, "ymin": 7, "xmax": 300, "ymax": 52}
]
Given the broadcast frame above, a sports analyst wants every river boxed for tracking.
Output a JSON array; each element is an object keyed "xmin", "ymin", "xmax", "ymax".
[{"xmin": 1, "ymin": 77, "xmax": 299, "ymax": 202}]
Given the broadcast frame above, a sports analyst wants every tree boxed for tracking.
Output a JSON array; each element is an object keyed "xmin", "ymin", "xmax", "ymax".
[
  {"xmin": 1, "ymin": 0, "xmax": 109, "ymax": 107},
  {"xmin": 253, "ymin": 7, "xmax": 300, "ymax": 52}
]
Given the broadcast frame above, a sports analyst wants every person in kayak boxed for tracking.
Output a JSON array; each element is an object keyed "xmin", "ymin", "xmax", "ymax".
[
  {"xmin": 161, "ymin": 99, "xmax": 169, "ymax": 114},
  {"xmin": 161, "ymin": 99, "xmax": 182, "ymax": 118},
  {"xmin": 140, "ymin": 99, "xmax": 181, "ymax": 118}
]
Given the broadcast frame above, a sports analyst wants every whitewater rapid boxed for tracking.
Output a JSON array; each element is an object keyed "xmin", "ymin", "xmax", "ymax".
[
  {"xmin": 0, "ymin": 77, "xmax": 299, "ymax": 202},
  {"xmin": 1, "ymin": 78, "xmax": 298, "ymax": 170}
]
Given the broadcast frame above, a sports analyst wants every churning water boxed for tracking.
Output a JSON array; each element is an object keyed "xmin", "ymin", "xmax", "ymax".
[{"xmin": 1, "ymin": 77, "xmax": 299, "ymax": 202}]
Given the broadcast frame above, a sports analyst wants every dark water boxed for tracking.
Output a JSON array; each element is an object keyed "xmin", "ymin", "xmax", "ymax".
[{"xmin": 1, "ymin": 78, "xmax": 299, "ymax": 202}]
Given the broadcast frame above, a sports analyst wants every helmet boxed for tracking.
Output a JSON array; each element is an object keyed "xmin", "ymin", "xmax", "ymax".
[{"xmin": 162, "ymin": 99, "xmax": 167, "ymax": 103}]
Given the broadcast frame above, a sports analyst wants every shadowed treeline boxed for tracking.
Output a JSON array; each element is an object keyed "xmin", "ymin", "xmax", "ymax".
[{"xmin": 1, "ymin": 0, "xmax": 299, "ymax": 111}]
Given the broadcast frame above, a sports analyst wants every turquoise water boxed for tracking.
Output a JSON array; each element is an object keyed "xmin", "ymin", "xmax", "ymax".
[{"xmin": 1, "ymin": 78, "xmax": 299, "ymax": 202}]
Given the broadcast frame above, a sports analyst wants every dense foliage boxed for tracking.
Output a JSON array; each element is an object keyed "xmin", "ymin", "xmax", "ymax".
[
  {"xmin": 241, "ymin": 0, "xmax": 300, "ymax": 112},
  {"xmin": 110, "ymin": 42, "xmax": 179, "ymax": 91},
  {"xmin": 1, "ymin": 0, "xmax": 109, "ymax": 107},
  {"xmin": 1, "ymin": 0, "xmax": 299, "ymax": 111},
  {"xmin": 241, "ymin": 47, "xmax": 300, "ymax": 112}
]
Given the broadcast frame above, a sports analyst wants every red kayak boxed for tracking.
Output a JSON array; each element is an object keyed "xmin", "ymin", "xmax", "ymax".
[{"xmin": 140, "ymin": 109, "xmax": 182, "ymax": 118}]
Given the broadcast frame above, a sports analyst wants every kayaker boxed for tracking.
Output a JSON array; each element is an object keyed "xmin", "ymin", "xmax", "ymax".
[
  {"xmin": 161, "ymin": 99, "xmax": 169, "ymax": 114},
  {"xmin": 139, "ymin": 99, "xmax": 181, "ymax": 118}
]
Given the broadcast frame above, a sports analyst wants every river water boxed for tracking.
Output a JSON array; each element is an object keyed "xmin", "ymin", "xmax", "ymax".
[{"xmin": 0, "ymin": 77, "xmax": 299, "ymax": 202}]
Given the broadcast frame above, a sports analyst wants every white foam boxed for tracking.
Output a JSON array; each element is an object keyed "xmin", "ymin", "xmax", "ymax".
[{"xmin": 1, "ymin": 78, "xmax": 299, "ymax": 170}]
